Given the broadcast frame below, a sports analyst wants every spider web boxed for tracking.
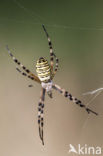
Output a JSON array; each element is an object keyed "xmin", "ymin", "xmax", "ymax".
[
  {"xmin": 1, "ymin": 0, "xmax": 103, "ymax": 31},
  {"xmin": 5, "ymin": 3, "xmax": 102, "ymax": 101},
  {"xmin": 6, "ymin": 0, "xmax": 102, "ymax": 123},
  {"xmin": 82, "ymin": 90, "xmax": 102, "ymax": 129},
  {"xmin": 1, "ymin": 0, "xmax": 102, "ymax": 147},
  {"xmin": 12, "ymin": 0, "xmax": 103, "ymax": 146}
]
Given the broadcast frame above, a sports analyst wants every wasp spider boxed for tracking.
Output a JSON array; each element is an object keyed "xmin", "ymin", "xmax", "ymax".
[{"xmin": 6, "ymin": 25, "xmax": 98, "ymax": 145}]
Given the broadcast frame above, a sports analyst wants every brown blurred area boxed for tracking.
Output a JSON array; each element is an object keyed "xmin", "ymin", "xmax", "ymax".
[{"xmin": 0, "ymin": 58, "xmax": 102, "ymax": 156}]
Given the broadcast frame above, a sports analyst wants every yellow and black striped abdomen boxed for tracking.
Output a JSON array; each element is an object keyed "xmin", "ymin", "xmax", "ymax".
[{"xmin": 36, "ymin": 57, "xmax": 51, "ymax": 82}]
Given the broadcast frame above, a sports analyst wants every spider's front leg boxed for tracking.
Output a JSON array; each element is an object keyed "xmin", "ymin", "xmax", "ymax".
[
  {"xmin": 38, "ymin": 88, "xmax": 46, "ymax": 145},
  {"xmin": 42, "ymin": 25, "xmax": 59, "ymax": 77},
  {"xmin": 52, "ymin": 84, "xmax": 98, "ymax": 116}
]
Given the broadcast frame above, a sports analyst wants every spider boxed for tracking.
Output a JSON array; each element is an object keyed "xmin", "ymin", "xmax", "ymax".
[{"xmin": 6, "ymin": 24, "xmax": 98, "ymax": 145}]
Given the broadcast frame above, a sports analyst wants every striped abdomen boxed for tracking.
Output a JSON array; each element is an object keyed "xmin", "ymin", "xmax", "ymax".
[{"xmin": 36, "ymin": 57, "xmax": 51, "ymax": 82}]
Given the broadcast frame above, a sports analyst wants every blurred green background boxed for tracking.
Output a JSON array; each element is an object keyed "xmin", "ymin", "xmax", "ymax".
[{"xmin": 0, "ymin": 0, "xmax": 103, "ymax": 156}]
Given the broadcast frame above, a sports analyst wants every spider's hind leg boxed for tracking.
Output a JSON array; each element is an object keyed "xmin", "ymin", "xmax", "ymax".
[
  {"xmin": 16, "ymin": 67, "xmax": 38, "ymax": 83},
  {"xmin": 42, "ymin": 25, "xmax": 59, "ymax": 78},
  {"xmin": 6, "ymin": 45, "xmax": 41, "ymax": 83}
]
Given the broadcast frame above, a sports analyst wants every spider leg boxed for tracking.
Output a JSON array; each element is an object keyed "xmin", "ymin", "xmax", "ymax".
[
  {"xmin": 38, "ymin": 100, "xmax": 42, "ymax": 141},
  {"xmin": 16, "ymin": 67, "xmax": 39, "ymax": 83},
  {"xmin": 38, "ymin": 88, "xmax": 46, "ymax": 145},
  {"xmin": 47, "ymin": 91, "xmax": 53, "ymax": 98},
  {"xmin": 52, "ymin": 84, "xmax": 98, "ymax": 116},
  {"xmin": 42, "ymin": 25, "xmax": 59, "ymax": 77},
  {"xmin": 6, "ymin": 45, "xmax": 41, "ymax": 83}
]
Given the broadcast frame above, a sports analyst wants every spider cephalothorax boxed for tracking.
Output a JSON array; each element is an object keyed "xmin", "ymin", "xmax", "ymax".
[{"xmin": 6, "ymin": 24, "xmax": 98, "ymax": 146}]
